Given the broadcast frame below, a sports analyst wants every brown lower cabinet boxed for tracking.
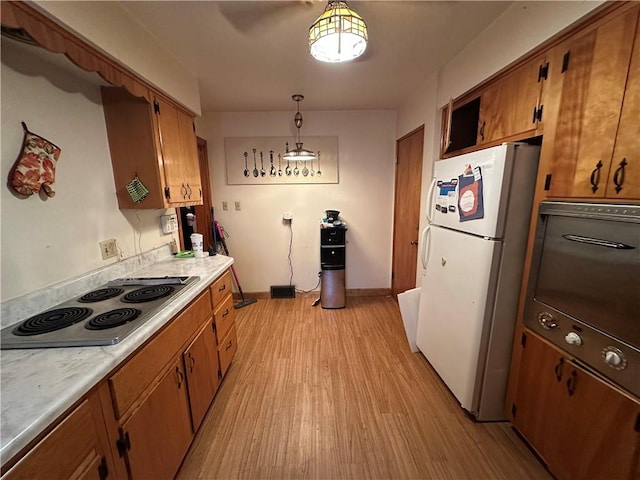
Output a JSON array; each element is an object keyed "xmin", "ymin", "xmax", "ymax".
[
  {"xmin": 183, "ymin": 321, "xmax": 221, "ymax": 432},
  {"xmin": 2, "ymin": 393, "xmax": 114, "ymax": 480},
  {"xmin": 123, "ymin": 358, "xmax": 193, "ymax": 480},
  {"xmin": 513, "ymin": 332, "xmax": 640, "ymax": 480},
  {"xmin": 2, "ymin": 269, "xmax": 238, "ymax": 480}
]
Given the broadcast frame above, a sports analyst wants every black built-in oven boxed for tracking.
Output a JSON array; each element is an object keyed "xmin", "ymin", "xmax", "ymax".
[{"xmin": 524, "ymin": 201, "xmax": 640, "ymax": 397}]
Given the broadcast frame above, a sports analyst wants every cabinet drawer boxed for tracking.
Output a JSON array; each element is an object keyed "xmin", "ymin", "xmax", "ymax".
[
  {"xmin": 3, "ymin": 400, "xmax": 102, "ymax": 480},
  {"xmin": 214, "ymin": 294, "xmax": 236, "ymax": 343},
  {"xmin": 109, "ymin": 289, "xmax": 212, "ymax": 418},
  {"xmin": 218, "ymin": 324, "xmax": 238, "ymax": 378},
  {"xmin": 210, "ymin": 270, "xmax": 233, "ymax": 308}
]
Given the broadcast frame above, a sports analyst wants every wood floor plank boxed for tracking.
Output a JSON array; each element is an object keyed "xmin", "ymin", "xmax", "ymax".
[{"xmin": 178, "ymin": 296, "xmax": 550, "ymax": 479}]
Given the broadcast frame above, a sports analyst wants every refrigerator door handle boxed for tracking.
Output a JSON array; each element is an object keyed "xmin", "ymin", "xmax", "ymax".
[
  {"xmin": 419, "ymin": 225, "xmax": 431, "ymax": 270},
  {"xmin": 426, "ymin": 178, "xmax": 437, "ymax": 223}
]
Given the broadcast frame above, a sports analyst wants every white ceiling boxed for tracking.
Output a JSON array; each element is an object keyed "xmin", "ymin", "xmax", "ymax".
[{"xmin": 118, "ymin": 1, "xmax": 513, "ymax": 112}]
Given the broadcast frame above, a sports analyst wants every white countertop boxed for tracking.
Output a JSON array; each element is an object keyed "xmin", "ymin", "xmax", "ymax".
[{"xmin": 0, "ymin": 254, "xmax": 234, "ymax": 465}]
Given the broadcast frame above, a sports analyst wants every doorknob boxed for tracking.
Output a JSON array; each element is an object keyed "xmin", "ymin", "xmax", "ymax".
[{"xmin": 410, "ymin": 240, "xmax": 418, "ymax": 245}]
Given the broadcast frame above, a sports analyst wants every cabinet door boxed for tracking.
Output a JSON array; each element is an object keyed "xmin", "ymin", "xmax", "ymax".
[
  {"xmin": 183, "ymin": 321, "xmax": 221, "ymax": 431},
  {"xmin": 547, "ymin": 6, "xmax": 639, "ymax": 197},
  {"xmin": 177, "ymin": 108, "xmax": 202, "ymax": 202},
  {"xmin": 3, "ymin": 400, "xmax": 109, "ymax": 480},
  {"xmin": 514, "ymin": 333, "xmax": 640, "ymax": 480},
  {"xmin": 477, "ymin": 55, "xmax": 545, "ymax": 145},
  {"xmin": 606, "ymin": 19, "xmax": 640, "ymax": 199},
  {"xmin": 123, "ymin": 357, "xmax": 193, "ymax": 480},
  {"xmin": 154, "ymin": 96, "xmax": 189, "ymax": 205}
]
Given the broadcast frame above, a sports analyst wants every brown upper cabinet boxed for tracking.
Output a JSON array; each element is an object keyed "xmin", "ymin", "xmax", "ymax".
[
  {"xmin": 477, "ymin": 54, "xmax": 548, "ymax": 146},
  {"xmin": 101, "ymin": 87, "xmax": 203, "ymax": 209},
  {"xmin": 545, "ymin": 5, "xmax": 640, "ymax": 199}
]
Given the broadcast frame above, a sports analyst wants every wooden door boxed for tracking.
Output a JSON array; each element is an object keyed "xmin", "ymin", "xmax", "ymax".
[
  {"xmin": 183, "ymin": 321, "xmax": 220, "ymax": 432},
  {"xmin": 391, "ymin": 126, "xmax": 424, "ymax": 296},
  {"xmin": 123, "ymin": 357, "xmax": 193, "ymax": 480},
  {"xmin": 606, "ymin": 18, "xmax": 640, "ymax": 199},
  {"xmin": 547, "ymin": 6, "xmax": 639, "ymax": 198},
  {"xmin": 477, "ymin": 55, "xmax": 545, "ymax": 145}
]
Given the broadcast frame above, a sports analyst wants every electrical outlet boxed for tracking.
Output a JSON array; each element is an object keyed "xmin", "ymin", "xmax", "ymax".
[
  {"xmin": 222, "ymin": 201, "xmax": 228, "ymax": 211},
  {"xmin": 235, "ymin": 201, "xmax": 241, "ymax": 211},
  {"xmin": 100, "ymin": 239, "xmax": 118, "ymax": 260}
]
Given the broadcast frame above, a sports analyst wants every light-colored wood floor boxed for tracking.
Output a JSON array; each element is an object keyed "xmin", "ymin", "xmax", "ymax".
[{"xmin": 178, "ymin": 296, "xmax": 550, "ymax": 479}]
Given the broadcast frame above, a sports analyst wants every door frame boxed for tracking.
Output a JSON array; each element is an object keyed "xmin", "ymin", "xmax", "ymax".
[{"xmin": 391, "ymin": 125, "xmax": 425, "ymax": 296}]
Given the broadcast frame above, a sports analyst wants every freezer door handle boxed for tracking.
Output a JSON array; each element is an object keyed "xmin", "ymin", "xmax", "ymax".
[
  {"xmin": 426, "ymin": 178, "xmax": 437, "ymax": 224},
  {"xmin": 419, "ymin": 225, "xmax": 431, "ymax": 270}
]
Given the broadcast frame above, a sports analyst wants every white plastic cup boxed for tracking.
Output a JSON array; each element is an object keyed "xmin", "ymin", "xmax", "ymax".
[{"xmin": 190, "ymin": 233, "xmax": 204, "ymax": 258}]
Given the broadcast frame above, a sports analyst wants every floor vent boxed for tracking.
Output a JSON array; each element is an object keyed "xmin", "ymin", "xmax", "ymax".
[{"xmin": 270, "ymin": 285, "xmax": 296, "ymax": 298}]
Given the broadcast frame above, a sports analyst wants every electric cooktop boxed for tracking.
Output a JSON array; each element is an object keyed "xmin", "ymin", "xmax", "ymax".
[{"xmin": 0, "ymin": 276, "xmax": 199, "ymax": 349}]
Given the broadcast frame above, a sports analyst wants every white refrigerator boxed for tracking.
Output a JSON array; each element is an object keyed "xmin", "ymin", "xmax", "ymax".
[{"xmin": 416, "ymin": 143, "xmax": 540, "ymax": 421}]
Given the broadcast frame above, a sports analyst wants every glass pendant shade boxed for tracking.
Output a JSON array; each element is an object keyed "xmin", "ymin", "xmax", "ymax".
[
  {"xmin": 309, "ymin": 1, "xmax": 368, "ymax": 63},
  {"xmin": 283, "ymin": 94, "xmax": 316, "ymax": 162}
]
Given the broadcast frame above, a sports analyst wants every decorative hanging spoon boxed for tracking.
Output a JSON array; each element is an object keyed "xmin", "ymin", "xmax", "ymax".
[
  {"xmin": 310, "ymin": 157, "xmax": 315, "ymax": 177},
  {"xmin": 316, "ymin": 151, "xmax": 322, "ymax": 177},
  {"xmin": 269, "ymin": 150, "xmax": 276, "ymax": 177},
  {"xmin": 285, "ymin": 157, "xmax": 292, "ymax": 176},
  {"xmin": 243, "ymin": 151, "xmax": 249, "ymax": 177},
  {"xmin": 252, "ymin": 149, "xmax": 259, "ymax": 177},
  {"xmin": 260, "ymin": 151, "xmax": 266, "ymax": 177},
  {"xmin": 294, "ymin": 160, "xmax": 300, "ymax": 176},
  {"xmin": 302, "ymin": 160, "xmax": 309, "ymax": 177},
  {"xmin": 278, "ymin": 153, "xmax": 283, "ymax": 176}
]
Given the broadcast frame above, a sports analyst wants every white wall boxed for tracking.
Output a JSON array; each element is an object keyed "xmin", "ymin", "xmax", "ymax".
[
  {"xmin": 0, "ymin": 40, "xmax": 177, "ymax": 302},
  {"xmin": 33, "ymin": 0, "xmax": 201, "ymax": 115},
  {"xmin": 197, "ymin": 110, "xmax": 397, "ymax": 293},
  {"xmin": 396, "ymin": 0, "xmax": 604, "ymax": 282}
]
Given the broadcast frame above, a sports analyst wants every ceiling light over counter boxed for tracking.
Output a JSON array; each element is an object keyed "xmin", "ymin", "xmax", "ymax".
[
  {"xmin": 309, "ymin": 1, "xmax": 368, "ymax": 63},
  {"xmin": 283, "ymin": 94, "xmax": 316, "ymax": 163}
]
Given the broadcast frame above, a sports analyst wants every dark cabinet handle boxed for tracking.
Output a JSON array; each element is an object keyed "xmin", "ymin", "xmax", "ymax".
[
  {"xmin": 181, "ymin": 183, "xmax": 188, "ymax": 199},
  {"xmin": 554, "ymin": 358, "xmax": 565, "ymax": 382},
  {"xmin": 222, "ymin": 308, "xmax": 229, "ymax": 318},
  {"xmin": 218, "ymin": 284, "xmax": 226, "ymax": 292},
  {"xmin": 186, "ymin": 184, "xmax": 193, "ymax": 199},
  {"xmin": 479, "ymin": 120, "xmax": 486, "ymax": 141},
  {"xmin": 532, "ymin": 106, "xmax": 537, "ymax": 124},
  {"xmin": 175, "ymin": 366, "xmax": 184, "ymax": 389},
  {"xmin": 225, "ymin": 341, "xmax": 233, "ymax": 351},
  {"xmin": 589, "ymin": 161, "xmax": 603, "ymax": 193},
  {"xmin": 613, "ymin": 158, "xmax": 627, "ymax": 194},
  {"xmin": 566, "ymin": 370, "xmax": 577, "ymax": 396},
  {"xmin": 188, "ymin": 352, "xmax": 196, "ymax": 372}
]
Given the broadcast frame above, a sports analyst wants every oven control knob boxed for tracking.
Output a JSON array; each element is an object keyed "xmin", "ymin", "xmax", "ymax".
[
  {"xmin": 564, "ymin": 332, "xmax": 582, "ymax": 346},
  {"xmin": 602, "ymin": 347, "xmax": 627, "ymax": 370},
  {"xmin": 537, "ymin": 312, "xmax": 557, "ymax": 329}
]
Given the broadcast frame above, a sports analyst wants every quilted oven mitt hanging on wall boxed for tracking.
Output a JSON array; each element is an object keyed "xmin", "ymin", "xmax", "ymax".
[{"xmin": 8, "ymin": 122, "xmax": 61, "ymax": 197}]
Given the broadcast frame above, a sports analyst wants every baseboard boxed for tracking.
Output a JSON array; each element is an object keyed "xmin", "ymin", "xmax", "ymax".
[{"xmin": 233, "ymin": 288, "xmax": 391, "ymax": 301}]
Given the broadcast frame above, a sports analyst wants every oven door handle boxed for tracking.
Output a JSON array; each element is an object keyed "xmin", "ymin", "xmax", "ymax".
[{"xmin": 562, "ymin": 234, "xmax": 635, "ymax": 250}]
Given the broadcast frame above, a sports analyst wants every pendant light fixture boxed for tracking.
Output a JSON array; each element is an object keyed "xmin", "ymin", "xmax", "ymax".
[
  {"xmin": 309, "ymin": 1, "xmax": 368, "ymax": 63},
  {"xmin": 283, "ymin": 94, "xmax": 316, "ymax": 163}
]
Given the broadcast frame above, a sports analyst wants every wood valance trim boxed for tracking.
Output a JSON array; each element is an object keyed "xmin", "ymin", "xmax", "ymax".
[{"xmin": 1, "ymin": 0, "xmax": 150, "ymax": 101}]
